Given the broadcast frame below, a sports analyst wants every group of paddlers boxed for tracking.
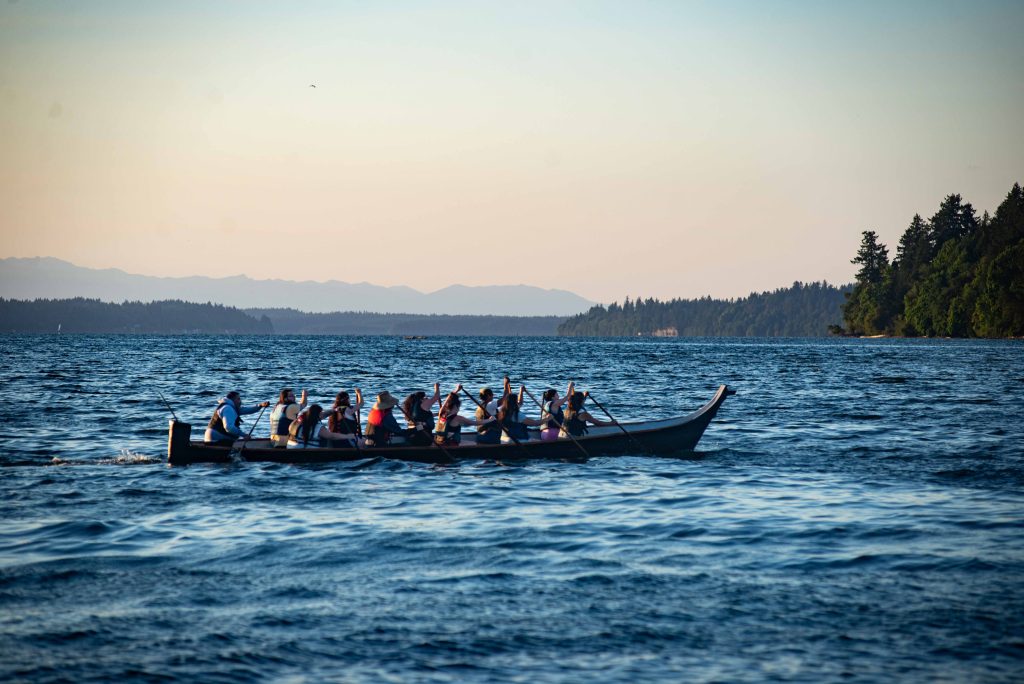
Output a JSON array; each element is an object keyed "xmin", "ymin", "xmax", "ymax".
[{"xmin": 203, "ymin": 378, "xmax": 615, "ymax": 449}]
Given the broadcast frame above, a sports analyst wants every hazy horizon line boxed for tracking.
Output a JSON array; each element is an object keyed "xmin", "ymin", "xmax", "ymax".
[{"xmin": 1, "ymin": 254, "xmax": 853, "ymax": 306}]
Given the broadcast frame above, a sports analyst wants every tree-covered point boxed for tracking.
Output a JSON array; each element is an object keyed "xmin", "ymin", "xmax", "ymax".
[
  {"xmin": 840, "ymin": 182, "xmax": 1024, "ymax": 337},
  {"xmin": 558, "ymin": 282, "xmax": 848, "ymax": 337},
  {"xmin": 0, "ymin": 298, "xmax": 274, "ymax": 334}
]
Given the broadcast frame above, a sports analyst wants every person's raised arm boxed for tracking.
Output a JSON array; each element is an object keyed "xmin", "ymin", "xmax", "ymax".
[
  {"xmin": 423, "ymin": 382, "xmax": 441, "ymax": 410},
  {"xmin": 354, "ymin": 388, "xmax": 364, "ymax": 409},
  {"xmin": 299, "ymin": 389, "xmax": 308, "ymax": 409},
  {"xmin": 451, "ymin": 384, "xmax": 464, "ymax": 400},
  {"xmin": 555, "ymin": 381, "xmax": 574, "ymax": 409}
]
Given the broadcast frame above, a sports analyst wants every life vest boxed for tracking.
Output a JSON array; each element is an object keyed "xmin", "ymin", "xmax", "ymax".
[
  {"xmin": 541, "ymin": 401, "xmax": 564, "ymax": 431},
  {"xmin": 476, "ymin": 404, "xmax": 501, "ymax": 436},
  {"xmin": 365, "ymin": 408, "xmax": 394, "ymax": 445},
  {"xmin": 207, "ymin": 403, "xmax": 240, "ymax": 435},
  {"xmin": 434, "ymin": 413, "xmax": 462, "ymax": 445},
  {"xmin": 269, "ymin": 400, "xmax": 295, "ymax": 437},
  {"xmin": 563, "ymin": 407, "xmax": 588, "ymax": 437},
  {"xmin": 329, "ymin": 407, "xmax": 360, "ymax": 436}
]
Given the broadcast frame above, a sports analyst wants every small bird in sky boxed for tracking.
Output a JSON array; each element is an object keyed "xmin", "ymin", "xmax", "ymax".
[{"xmin": 309, "ymin": 84, "xmax": 316, "ymax": 88}]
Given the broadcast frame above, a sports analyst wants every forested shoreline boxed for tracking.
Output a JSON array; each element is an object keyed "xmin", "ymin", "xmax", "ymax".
[
  {"xmin": 0, "ymin": 299, "xmax": 564, "ymax": 335},
  {"xmin": 0, "ymin": 298, "xmax": 274, "ymax": 334},
  {"xmin": 250, "ymin": 308, "xmax": 563, "ymax": 336},
  {"xmin": 839, "ymin": 183, "xmax": 1023, "ymax": 337},
  {"xmin": 558, "ymin": 282, "xmax": 848, "ymax": 337}
]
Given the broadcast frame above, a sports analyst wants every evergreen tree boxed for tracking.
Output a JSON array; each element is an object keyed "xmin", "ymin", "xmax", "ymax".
[
  {"xmin": 929, "ymin": 193, "xmax": 977, "ymax": 251},
  {"xmin": 851, "ymin": 230, "xmax": 889, "ymax": 284},
  {"xmin": 894, "ymin": 214, "xmax": 931, "ymax": 275}
]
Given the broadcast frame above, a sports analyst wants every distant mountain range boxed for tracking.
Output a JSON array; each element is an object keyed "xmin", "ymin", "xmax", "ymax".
[{"xmin": 0, "ymin": 258, "xmax": 595, "ymax": 316}]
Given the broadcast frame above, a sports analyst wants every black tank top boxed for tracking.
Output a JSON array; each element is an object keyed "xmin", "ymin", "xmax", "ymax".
[{"xmin": 563, "ymin": 408, "xmax": 588, "ymax": 436}]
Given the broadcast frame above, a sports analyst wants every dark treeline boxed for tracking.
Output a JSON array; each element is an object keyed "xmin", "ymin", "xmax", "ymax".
[
  {"xmin": 0, "ymin": 298, "xmax": 274, "ymax": 334},
  {"xmin": 0, "ymin": 299, "xmax": 566, "ymax": 335},
  {"xmin": 251, "ymin": 309, "xmax": 564, "ymax": 336},
  {"xmin": 0, "ymin": 300, "xmax": 566, "ymax": 336},
  {"xmin": 840, "ymin": 183, "xmax": 1024, "ymax": 337},
  {"xmin": 558, "ymin": 282, "xmax": 848, "ymax": 337}
]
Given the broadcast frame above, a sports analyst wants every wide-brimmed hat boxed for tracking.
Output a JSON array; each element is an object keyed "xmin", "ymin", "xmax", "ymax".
[{"xmin": 373, "ymin": 391, "xmax": 398, "ymax": 410}]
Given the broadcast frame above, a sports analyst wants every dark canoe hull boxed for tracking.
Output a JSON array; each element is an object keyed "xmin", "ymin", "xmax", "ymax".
[{"xmin": 167, "ymin": 385, "xmax": 734, "ymax": 466}]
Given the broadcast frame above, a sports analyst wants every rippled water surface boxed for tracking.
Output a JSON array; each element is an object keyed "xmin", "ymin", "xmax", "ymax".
[{"xmin": 2, "ymin": 335, "xmax": 1023, "ymax": 682}]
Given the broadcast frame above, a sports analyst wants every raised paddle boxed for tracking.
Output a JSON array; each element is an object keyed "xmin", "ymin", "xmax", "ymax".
[
  {"xmin": 521, "ymin": 385, "xmax": 591, "ymax": 459},
  {"xmin": 584, "ymin": 392, "xmax": 646, "ymax": 454},
  {"xmin": 458, "ymin": 386, "xmax": 531, "ymax": 459}
]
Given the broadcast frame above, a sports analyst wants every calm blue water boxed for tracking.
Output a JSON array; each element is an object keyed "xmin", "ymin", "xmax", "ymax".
[{"xmin": 1, "ymin": 335, "xmax": 1023, "ymax": 683}]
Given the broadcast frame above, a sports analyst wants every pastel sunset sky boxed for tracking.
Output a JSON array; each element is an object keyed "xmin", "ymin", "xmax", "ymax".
[{"xmin": 1, "ymin": 1, "xmax": 1022, "ymax": 302}]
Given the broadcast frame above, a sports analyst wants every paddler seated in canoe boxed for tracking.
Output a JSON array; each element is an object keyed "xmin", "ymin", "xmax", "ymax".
[
  {"xmin": 539, "ymin": 382, "xmax": 574, "ymax": 441},
  {"xmin": 326, "ymin": 388, "xmax": 363, "ymax": 447},
  {"xmin": 561, "ymin": 391, "xmax": 613, "ymax": 437},
  {"xmin": 498, "ymin": 376, "xmax": 540, "ymax": 442},
  {"xmin": 364, "ymin": 391, "xmax": 404, "ymax": 447},
  {"xmin": 474, "ymin": 387, "xmax": 502, "ymax": 445},
  {"xmin": 287, "ymin": 404, "xmax": 349, "ymax": 449},
  {"xmin": 401, "ymin": 383, "xmax": 441, "ymax": 446},
  {"xmin": 434, "ymin": 386, "xmax": 496, "ymax": 446},
  {"xmin": 203, "ymin": 391, "xmax": 271, "ymax": 446},
  {"xmin": 268, "ymin": 388, "xmax": 307, "ymax": 448}
]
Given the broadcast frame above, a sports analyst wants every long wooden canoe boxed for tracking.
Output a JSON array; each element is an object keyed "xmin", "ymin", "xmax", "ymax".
[{"xmin": 167, "ymin": 385, "xmax": 735, "ymax": 465}]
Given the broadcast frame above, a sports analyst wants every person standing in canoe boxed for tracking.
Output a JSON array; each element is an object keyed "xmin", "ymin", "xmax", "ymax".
[
  {"xmin": 326, "ymin": 389, "xmax": 363, "ymax": 447},
  {"xmin": 365, "ymin": 391, "xmax": 404, "ymax": 447},
  {"xmin": 287, "ymin": 404, "xmax": 349, "ymax": 449},
  {"xmin": 474, "ymin": 387, "xmax": 502, "ymax": 445},
  {"xmin": 561, "ymin": 391, "xmax": 613, "ymax": 437},
  {"xmin": 204, "ymin": 391, "xmax": 270, "ymax": 446},
  {"xmin": 434, "ymin": 386, "xmax": 496, "ymax": 446},
  {"xmin": 539, "ymin": 382, "xmax": 574, "ymax": 441},
  {"xmin": 269, "ymin": 388, "xmax": 307, "ymax": 448}
]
